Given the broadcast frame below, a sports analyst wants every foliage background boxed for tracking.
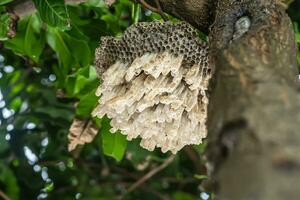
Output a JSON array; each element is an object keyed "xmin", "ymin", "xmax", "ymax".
[{"xmin": 0, "ymin": 0, "xmax": 299, "ymax": 199}]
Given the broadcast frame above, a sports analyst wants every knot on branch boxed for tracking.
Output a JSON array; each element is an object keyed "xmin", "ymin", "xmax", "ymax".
[{"xmin": 233, "ymin": 16, "xmax": 251, "ymax": 40}]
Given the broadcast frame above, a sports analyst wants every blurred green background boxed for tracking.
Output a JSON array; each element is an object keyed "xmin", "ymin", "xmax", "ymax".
[{"xmin": 0, "ymin": 0, "xmax": 299, "ymax": 199}]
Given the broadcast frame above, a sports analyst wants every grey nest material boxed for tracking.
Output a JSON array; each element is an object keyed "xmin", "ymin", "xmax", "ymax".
[{"xmin": 92, "ymin": 21, "xmax": 212, "ymax": 154}]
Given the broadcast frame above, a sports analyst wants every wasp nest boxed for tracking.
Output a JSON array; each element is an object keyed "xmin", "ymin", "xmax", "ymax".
[{"xmin": 92, "ymin": 21, "xmax": 212, "ymax": 154}]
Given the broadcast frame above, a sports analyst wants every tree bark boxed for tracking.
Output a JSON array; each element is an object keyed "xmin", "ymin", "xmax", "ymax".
[
  {"xmin": 146, "ymin": 0, "xmax": 300, "ymax": 199},
  {"xmin": 206, "ymin": 1, "xmax": 300, "ymax": 199},
  {"xmin": 143, "ymin": 0, "xmax": 215, "ymax": 33}
]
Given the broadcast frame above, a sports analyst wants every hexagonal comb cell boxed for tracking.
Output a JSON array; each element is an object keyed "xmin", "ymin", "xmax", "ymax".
[{"xmin": 93, "ymin": 21, "xmax": 212, "ymax": 154}]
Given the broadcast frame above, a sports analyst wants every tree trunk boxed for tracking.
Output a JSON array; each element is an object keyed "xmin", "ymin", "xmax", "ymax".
[
  {"xmin": 206, "ymin": 1, "xmax": 300, "ymax": 199},
  {"xmin": 147, "ymin": 0, "xmax": 300, "ymax": 199}
]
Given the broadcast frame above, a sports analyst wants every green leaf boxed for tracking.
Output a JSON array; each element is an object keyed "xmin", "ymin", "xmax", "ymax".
[
  {"xmin": 34, "ymin": 106, "xmax": 74, "ymax": 121},
  {"xmin": 76, "ymin": 88, "xmax": 98, "ymax": 117},
  {"xmin": 46, "ymin": 27, "xmax": 74, "ymax": 76},
  {"xmin": 32, "ymin": 0, "xmax": 70, "ymax": 30},
  {"xmin": 0, "ymin": 0, "xmax": 13, "ymax": 5},
  {"xmin": 9, "ymin": 97, "xmax": 22, "ymax": 110},
  {"xmin": 0, "ymin": 133, "xmax": 9, "ymax": 154},
  {"xmin": 296, "ymin": 33, "xmax": 300, "ymax": 43},
  {"xmin": 65, "ymin": 66, "xmax": 97, "ymax": 96},
  {"xmin": 99, "ymin": 0, "xmax": 132, "ymax": 35},
  {"xmin": 65, "ymin": 35, "xmax": 91, "ymax": 68},
  {"xmin": 0, "ymin": 163, "xmax": 20, "ymax": 200},
  {"xmin": 194, "ymin": 174, "xmax": 208, "ymax": 180},
  {"xmin": 85, "ymin": 0, "xmax": 106, "ymax": 7},
  {"xmin": 0, "ymin": 13, "xmax": 11, "ymax": 41},
  {"xmin": 75, "ymin": 75, "xmax": 89, "ymax": 94},
  {"xmin": 172, "ymin": 192, "xmax": 194, "ymax": 200},
  {"xmin": 43, "ymin": 182, "xmax": 54, "ymax": 192},
  {"xmin": 4, "ymin": 14, "xmax": 44, "ymax": 62},
  {"xmin": 46, "ymin": 27, "xmax": 91, "ymax": 77},
  {"xmin": 101, "ymin": 117, "xmax": 127, "ymax": 161}
]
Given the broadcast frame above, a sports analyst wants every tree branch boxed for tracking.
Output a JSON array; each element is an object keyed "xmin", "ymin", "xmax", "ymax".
[
  {"xmin": 0, "ymin": 190, "xmax": 11, "ymax": 200},
  {"xmin": 143, "ymin": 0, "xmax": 215, "ymax": 33},
  {"xmin": 121, "ymin": 155, "xmax": 175, "ymax": 198},
  {"xmin": 137, "ymin": 0, "xmax": 168, "ymax": 21}
]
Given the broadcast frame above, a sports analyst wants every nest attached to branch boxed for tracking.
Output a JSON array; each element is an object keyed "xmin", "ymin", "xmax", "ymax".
[{"xmin": 92, "ymin": 21, "xmax": 212, "ymax": 154}]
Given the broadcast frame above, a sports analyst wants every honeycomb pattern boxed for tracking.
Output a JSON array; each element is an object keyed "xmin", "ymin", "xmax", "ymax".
[
  {"xmin": 95, "ymin": 21, "xmax": 209, "ymax": 77},
  {"xmin": 93, "ymin": 21, "xmax": 211, "ymax": 153}
]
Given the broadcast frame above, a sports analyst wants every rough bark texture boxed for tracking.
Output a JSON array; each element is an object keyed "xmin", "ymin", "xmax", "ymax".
[
  {"xmin": 207, "ymin": 0, "xmax": 300, "ymax": 199},
  {"xmin": 144, "ymin": 0, "xmax": 215, "ymax": 33},
  {"xmin": 145, "ymin": 0, "xmax": 300, "ymax": 199}
]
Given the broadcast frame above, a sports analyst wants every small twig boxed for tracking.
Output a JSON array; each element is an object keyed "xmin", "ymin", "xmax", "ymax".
[
  {"xmin": 138, "ymin": 0, "xmax": 168, "ymax": 21},
  {"xmin": 121, "ymin": 155, "xmax": 176, "ymax": 198},
  {"xmin": 111, "ymin": 166, "xmax": 140, "ymax": 179},
  {"xmin": 138, "ymin": 0, "xmax": 159, "ymax": 12},
  {"xmin": 0, "ymin": 190, "xmax": 12, "ymax": 200},
  {"xmin": 154, "ymin": 0, "xmax": 168, "ymax": 21}
]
